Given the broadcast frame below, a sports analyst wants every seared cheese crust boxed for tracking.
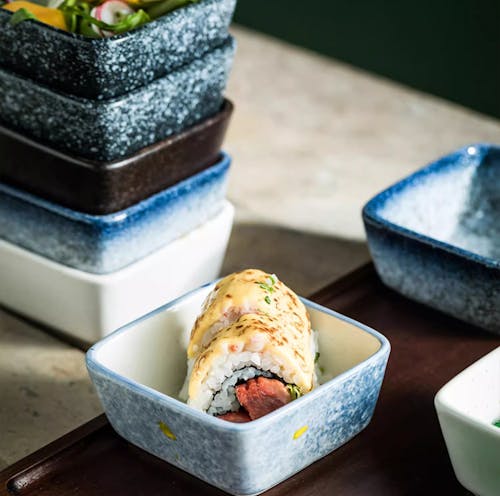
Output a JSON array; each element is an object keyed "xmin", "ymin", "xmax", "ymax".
[
  {"xmin": 188, "ymin": 269, "xmax": 310, "ymax": 358},
  {"xmin": 186, "ymin": 270, "xmax": 315, "ymax": 408},
  {"xmin": 188, "ymin": 313, "xmax": 314, "ymax": 400}
]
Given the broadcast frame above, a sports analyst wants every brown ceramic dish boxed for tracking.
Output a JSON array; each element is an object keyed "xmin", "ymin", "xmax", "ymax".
[{"xmin": 0, "ymin": 100, "xmax": 233, "ymax": 215}]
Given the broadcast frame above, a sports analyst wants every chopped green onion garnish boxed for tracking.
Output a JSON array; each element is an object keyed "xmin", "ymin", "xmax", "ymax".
[
  {"xmin": 255, "ymin": 275, "xmax": 277, "ymax": 295},
  {"xmin": 62, "ymin": 4, "xmax": 150, "ymax": 34},
  {"xmin": 314, "ymin": 352, "xmax": 320, "ymax": 363},
  {"xmin": 264, "ymin": 295, "xmax": 271, "ymax": 305},
  {"xmin": 286, "ymin": 384, "xmax": 302, "ymax": 400}
]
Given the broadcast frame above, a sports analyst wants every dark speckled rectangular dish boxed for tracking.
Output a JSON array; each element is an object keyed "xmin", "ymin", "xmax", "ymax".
[
  {"xmin": 0, "ymin": 0, "xmax": 236, "ymax": 100},
  {"xmin": 363, "ymin": 144, "xmax": 500, "ymax": 334},
  {"xmin": 0, "ymin": 37, "xmax": 234, "ymax": 161},
  {"xmin": 0, "ymin": 100, "xmax": 233, "ymax": 215}
]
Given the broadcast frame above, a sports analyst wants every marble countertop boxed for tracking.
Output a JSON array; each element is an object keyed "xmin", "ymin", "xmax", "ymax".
[
  {"xmin": 1, "ymin": 26, "xmax": 499, "ymax": 470},
  {"xmin": 226, "ymin": 27, "xmax": 500, "ymax": 240}
]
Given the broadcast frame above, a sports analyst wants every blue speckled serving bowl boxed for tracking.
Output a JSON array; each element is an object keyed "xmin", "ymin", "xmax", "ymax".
[
  {"xmin": 0, "ymin": 0, "xmax": 236, "ymax": 99},
  {"xmin": 86, "ymin": 283, "xmax": 390, "ymax": 495},
  {"xmin": 0, "ymin": 153, "xmax": 230, "ymax": 274},
  {"xmin": 363, "ymin": 144, "xmax": 500, "ymax": 334},
  {"xmin": 0, "ymin": 37, "xmax": 234, "ymax": 161}
]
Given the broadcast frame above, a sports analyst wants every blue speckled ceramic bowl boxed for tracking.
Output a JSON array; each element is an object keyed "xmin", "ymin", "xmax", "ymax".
[
  {"xmin": 0, "ymin": 37, "xmax": 234, "ymax": 161},
  {"xmin": 363, "ymin": 144, "xmax": 500, "ymax": 334},
  {"xmin": 0, "ymin": 203, "xmax": 234, "ymax": 344},
  {"xmin": 0, "ymin": 0, "xmax": 236, "ymax": 99},
  {"xmin": 0, "ymin": 153, "xmax": 230, "ymax": 274},
  {"xmin": 86, "ymin": 284, "xmax": 390, "ymax": 495}
]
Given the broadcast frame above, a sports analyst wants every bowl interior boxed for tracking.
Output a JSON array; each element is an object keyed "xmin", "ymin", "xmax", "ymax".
[
  {"xmin": 91, "ymin": 285, "xmax": 382, "ymax": 399},
  {"xmin": 437, "ymin": 347, "xmax": 500, "ymax": 428},
  {"xmin": 371, "ymin": 145, "xmax": 500, "ymax": 263}
]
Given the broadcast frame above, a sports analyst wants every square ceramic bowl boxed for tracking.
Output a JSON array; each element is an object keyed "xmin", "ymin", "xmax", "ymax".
[
  {"xmin": 0, "ymin": 37, "xmax": 234, "ymax": 161},
  {"xmin": 435, "ymin": 347, "xmax": 500, "ymax": 496},
  {"xmin": 0, "ymin": 153, "xmax": 230, "ymax": 274},
  {"xmin": 363, "ymin": 144, "xmax": 500, "ymax": 334},
  {"xmin": 0, "ymin": 0, "xmax": 236, "ymax": 99},
  {"xmin": 0, "ymin": 100, "xmax": 233, "ymax": 215},
  {"xmin": 0, "ymin": 201, "xmax": 234, "ymax": 344},
  {"xmin": 86, "ymin": 286, "xmax": 390, "ymax": 495}
]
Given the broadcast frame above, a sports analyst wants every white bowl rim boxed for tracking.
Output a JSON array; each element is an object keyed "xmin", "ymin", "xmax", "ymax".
[
  {"xmin": 0, "ymin": 201, "xmax": 234, "ymax": 283},
  {"xmin": 87, "ymin": 282, "xmax": 391, "ymax": 431},
  {"xmin": 434, "ymin": 346, "xmax": 500, "ymax": 437}
]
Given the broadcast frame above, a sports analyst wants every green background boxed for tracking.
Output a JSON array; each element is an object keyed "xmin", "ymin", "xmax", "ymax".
[{"xmin": 234, "ymin": 1, "xmax": 500, "ymax": 119}]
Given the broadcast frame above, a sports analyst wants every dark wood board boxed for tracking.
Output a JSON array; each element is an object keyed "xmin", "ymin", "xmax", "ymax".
[{"xmin": 2, "ymin": 264, "xmax": 498, "ymax": 495}]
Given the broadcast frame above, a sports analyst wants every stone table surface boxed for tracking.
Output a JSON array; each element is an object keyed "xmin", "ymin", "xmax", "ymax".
[{"xmin": 1, "ymin": 25, "xmax": 499, "ymax": 471}]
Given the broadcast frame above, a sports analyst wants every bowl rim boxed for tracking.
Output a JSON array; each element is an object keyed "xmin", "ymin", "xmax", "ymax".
[
  {"xmin": 0, "ymin": 152, "xmax": 230, "ymax": 226},
  {"xmin": 0, "ymin": 99, "xmax": 233, "ymax": 169},
  {"xmin": 0, "ymin": 200, "xmax": 235, "ymax": 283},
  {"xmin": 0, "ymin": 36, "xmax": 234, "ymax": 106},
  {"xmin": 434, "ymin": 346, "xmax": 500, "ymax": 437},
  {"xmin": 0, "ymin": 0, "xmax": 229, "ymax": 45},
  {"xmin": 362, "ymin": 143, "xmax": 500, "ymax": 270},
  {"xmin": 86, "ymin": 281, "xmax": 391, "ymax": 432}
]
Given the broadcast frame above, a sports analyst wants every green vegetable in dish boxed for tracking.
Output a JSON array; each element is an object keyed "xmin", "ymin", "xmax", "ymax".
[
  {"xmin": 10, "ymin": 6, "xmax": 39, "ymax": 24},
  {"xmin": 60, "ymin": 0, "xmax": 150, "ymax": 36},
  {"xmin": 255, "ymin": 274, "xmax": 277, "ymax": 294},
  {"xmin": 145, "ymin": 0, "xmax": 197, "ymax": 19},
  {"xmin": 3, "ymin": 0, "xmax": 199, "ymax": 36},
  {"xmin": 286, "ymin": 384, "xmax": 302, "ymax": 401},
  {"xmin": 493, "ymin": 420, "xmax": 500, "ymax": 428}
]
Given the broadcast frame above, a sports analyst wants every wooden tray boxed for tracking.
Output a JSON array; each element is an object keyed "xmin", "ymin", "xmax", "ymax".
[{"xmin": 2, "ymin": 264, "xmax": 498, "ymax": 495}]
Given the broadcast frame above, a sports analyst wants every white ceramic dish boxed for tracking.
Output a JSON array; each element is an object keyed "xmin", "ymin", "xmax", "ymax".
[
  {"xmin": 87, "ymin": 284, "xmax": 390, "ymax": 495},
  {"xmin": 0, "ymin": 202, "xmax": 234, "ymax": 344},
  {"xmin": 435, "ymin": 347, "xmax": 500, "ymax": 496}
]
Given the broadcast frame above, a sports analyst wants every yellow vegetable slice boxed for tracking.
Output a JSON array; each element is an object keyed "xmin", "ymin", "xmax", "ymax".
[{"xmin": 3, "ymin": 1, "xmax": 67, "ymax": 31}]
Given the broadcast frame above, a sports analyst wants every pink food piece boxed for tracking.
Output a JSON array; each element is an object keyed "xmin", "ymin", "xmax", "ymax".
[
  {"xmin": 91, "ymin": 0, "xmax": 133, "ymax": 37},
  {"xmin": 217, "ymin": 410, "xmax": 252, "ymax": 423},
  {"xmin": 235, "ymin": 377, "xmax": 291, "ymax": 420}
]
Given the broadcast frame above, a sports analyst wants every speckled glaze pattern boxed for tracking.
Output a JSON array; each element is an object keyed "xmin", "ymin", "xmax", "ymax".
[
  {"xmin": 0, "ymin": 100, "xmax": 233, "ymax": 214},
  {"xmin": 0, "ymin": 154, "xmax": 230, "ymax": 274},
  {"xmin": 0, "ymin": 203, "xmax": 234, "ymax": 343},
  {"xmin": 0, "ymin": 37, "xmax": 234, "ymax": 161},
  {"xmin": 363, "ymin": 144, "xmax": 500, "ymax": 334},
  {"xmin": 0, "ymin": 0, "xmax": 236, "ymax": 99},
  {"xmin": 87, "ymin": 295, "xmax": 390, "ymax": 496}
]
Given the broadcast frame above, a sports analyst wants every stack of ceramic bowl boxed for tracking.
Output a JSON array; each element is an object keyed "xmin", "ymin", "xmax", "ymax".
[{"xmin": 0, "ymin": 0, "xmax": 237, "ymax": 345}]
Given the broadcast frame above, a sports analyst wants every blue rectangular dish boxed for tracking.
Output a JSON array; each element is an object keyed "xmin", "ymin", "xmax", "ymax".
[
  {"xmin": 86, "ymin": 283, "xmax": 390, "ymax": 495},
  {"xmin": 363, "ymin": 144, "xmax": 500, "ymax": 334},
  {"xmin": 0, "ymin": 37, "xmax": 234, "ymax": 161},
  {"xmin": 0, "ymin": 0, "xmax": 236, "ymax": 100},
  {"xmin": 0, "ymin": 153, "xmax": 230, "ymax": 274}
]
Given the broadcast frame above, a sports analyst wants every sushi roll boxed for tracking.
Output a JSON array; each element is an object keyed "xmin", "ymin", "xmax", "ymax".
[{"xmin": 180, "ymin": 269, "xmax": 317, "ymax": 422}]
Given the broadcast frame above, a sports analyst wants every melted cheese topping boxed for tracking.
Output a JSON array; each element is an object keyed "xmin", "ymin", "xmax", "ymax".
[
  {"xmin": 187, "ymin": 269, "xmax": 315, "ymax": 403},
  {"xmin": 188, "ymin": 269, "xmax": 310, "ymax": 358},
  {"xmin": 188, "ymin": 313, "xmax": 315, "ymax": 399}
]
